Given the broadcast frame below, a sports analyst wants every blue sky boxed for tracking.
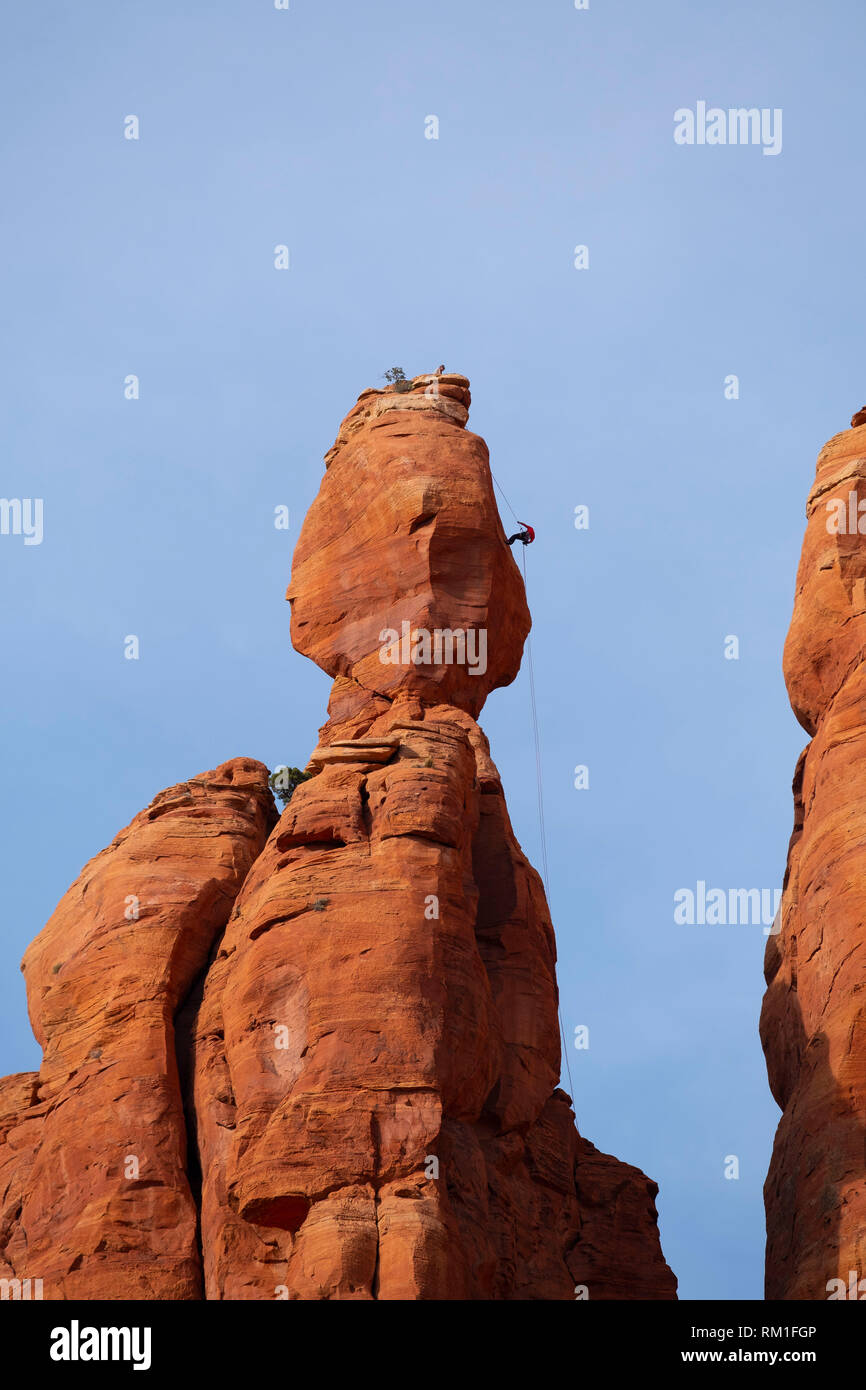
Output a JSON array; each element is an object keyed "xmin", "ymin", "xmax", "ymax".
[{"xmin": 2, "ymin": 0, "xmax": 863, "ymax": 1300}]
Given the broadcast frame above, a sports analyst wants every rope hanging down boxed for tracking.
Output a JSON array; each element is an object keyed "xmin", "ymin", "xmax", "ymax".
[
  {"xmin": 518, "ymin": 545, "xmax": 577, "ymax": 1108},
  {"xmin": 490, "ymin": 470, "xmax": 575, "ymax": 1103},
  {"xmin": 490, "ymin": 469, "xmax": 522, "ymax": 526}
]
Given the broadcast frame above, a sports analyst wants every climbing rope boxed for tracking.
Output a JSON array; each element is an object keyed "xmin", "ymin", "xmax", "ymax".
[
  {"xmin": 490, "ymin": 469, "xmax": 522, "ymax": 527},
  {"xmin": 518, "ymin": 544, "xmax": 578, "ymax": 1108},
  {"xmin": 490, "ymin": 470, "xmax": 576, "ymax": 1101}
]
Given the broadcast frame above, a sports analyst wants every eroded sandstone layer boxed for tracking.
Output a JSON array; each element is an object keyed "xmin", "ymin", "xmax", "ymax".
[
  {"xmin": 762, "ymin": 410, "xmax": 866, "ymax": 1299},
  {"xmin": 0, "ymin": 372, "xmax": 676, "ymax": 1299}
]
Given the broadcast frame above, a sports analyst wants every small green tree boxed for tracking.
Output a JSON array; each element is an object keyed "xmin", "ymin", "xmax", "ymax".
[
  {"xmin": 269, "ymin": 765, "xmax": 312, "ymax": 806},
  {"xmin": 383, "ymin": 366, "xmax": 407, "ymax": 383}
]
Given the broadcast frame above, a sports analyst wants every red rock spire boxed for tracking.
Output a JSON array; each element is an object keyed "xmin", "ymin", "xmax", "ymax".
[
  {"xmin": 193, "ymin": 372, "xmax": 675, "ymax": 1298},
  {"xmin": 762, "ymin": 411, "xmax": 866, "ymax": 1298},
  {"xmin": 0, "ymin": 375, "xmax": 676, "ymax": 1299}
]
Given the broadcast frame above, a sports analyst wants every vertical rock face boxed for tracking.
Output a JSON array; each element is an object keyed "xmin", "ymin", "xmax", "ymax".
[
  {"xmin": 194, "ymin": 373, "xmax": 675, "ymax": 1300},
  {"xmin": 762, "ymin": 413, "xmax": 866, "ymax": 1299},
  {"xmin": 0, "ymin": 373, "xmax": 676, "ymax": 1299},
  {"xmin": 0, "ymin": 760, "xmax": 275, "ymax": 1299}
]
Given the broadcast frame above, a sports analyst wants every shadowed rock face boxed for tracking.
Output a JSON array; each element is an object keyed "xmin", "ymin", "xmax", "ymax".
[
  {"xmin": 763, "ymin": 417, "xmax": 866, "ymax": 1299},
  {"xmin": 0, "ymin": 374, "xmax": 676, "ymax": 1300}
]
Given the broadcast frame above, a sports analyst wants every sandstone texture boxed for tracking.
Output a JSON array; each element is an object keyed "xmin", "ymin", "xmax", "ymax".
[
  {"xmin": 288, "ymin": 374, "xmax": 530, "ymax": 718},
  {"xmin": 0, "ymin": 372, "xmax": 676, "ymax": 1299},
  {"xmin": 0, "ymin": 760, "xmax": 275, "ymax": 1299},
  {"xmin": 762, "ymin": 416, "xmax": 866, "ymax": 1298}
]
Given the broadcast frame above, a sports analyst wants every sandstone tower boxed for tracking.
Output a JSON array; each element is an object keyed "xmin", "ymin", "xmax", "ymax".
[
  {"xmin": 762, "ymin": 408, "xmax": 866, "ymax": 1299},
  {"xmin": 0, "ymin": 373, "xmax": 676, "ymax": 1299}
]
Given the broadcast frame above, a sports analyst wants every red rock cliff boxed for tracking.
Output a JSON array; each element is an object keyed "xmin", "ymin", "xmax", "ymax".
[
  {"xmin": 0, "ymin": 373, "xmax": 676, "ymax": 1300},
  {"xmin": 762, "ymin": 409, "xmax": 866, "ymax": 1299},
  {"xmin": 0, "ymin": 759, "xmax": 275, "ymax": 1298}
]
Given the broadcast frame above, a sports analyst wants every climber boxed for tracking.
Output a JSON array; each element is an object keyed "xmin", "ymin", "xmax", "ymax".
[
  {"xmin": 435, "ymin": 364, "xmax": 445, "ymax": 376},
  {"xmin": 506, "ymin": 522, "xmax": 535, "ymax": 547}
]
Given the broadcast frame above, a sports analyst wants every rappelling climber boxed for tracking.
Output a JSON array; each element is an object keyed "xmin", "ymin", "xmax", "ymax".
[{"xmin": 506, "ymin": 522, "xmax": 535, "ymax": 547}]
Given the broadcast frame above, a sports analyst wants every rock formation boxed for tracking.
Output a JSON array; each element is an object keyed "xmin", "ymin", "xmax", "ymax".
[
  {"xmin": 0, "ymin": 760, "xmax": 275, "ymax": 1298},
  {"xmin": 762, "ymin": 411, "xmax": 866, "ymax": 1299},
  {"xmin": 0, "ymin": 372, "xmax": 676, "ymax": 1299}
]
